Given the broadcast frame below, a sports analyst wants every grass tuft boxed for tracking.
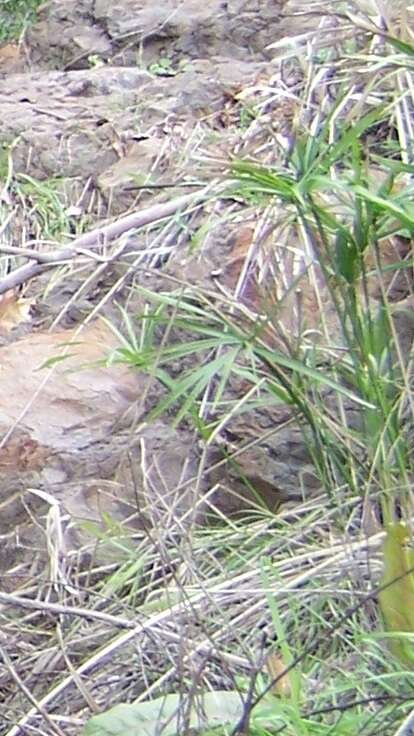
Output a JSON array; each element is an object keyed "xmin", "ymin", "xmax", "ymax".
[{"xmin": 0, "ymin": 0, "xmax": 42, "ymax": 43}]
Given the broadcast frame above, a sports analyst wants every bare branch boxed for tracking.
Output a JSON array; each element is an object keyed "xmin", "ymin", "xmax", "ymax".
[{"xmin": 0, "ymin": 189, "xmax": 207, "ymax": 294}]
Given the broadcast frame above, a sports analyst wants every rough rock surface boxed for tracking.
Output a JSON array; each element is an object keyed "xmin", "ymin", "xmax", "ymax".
[
  {"xmin": 0, "ymin": 321, "xmax": 208, "ymax": 579},
  {"xmin": 0, "ymin": 322, "xmax": 143, "ymax": 529},
  {"xmin": 0, "ymin": 0, "xmax": 291, "ymax": 198},
  {"xmin": 26, "ymin": 0, "xmax": 287, "ymax": 70},
  {"xmin": 0, "ymin": 59, "xmax": 265, "ymax": 186},
  {"xmin": 2, "ymin": 0, "xmax": 411, "ymax": 573}
]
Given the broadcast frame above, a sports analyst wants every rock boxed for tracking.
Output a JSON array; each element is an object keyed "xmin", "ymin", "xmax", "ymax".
[
  {"xmin": 0, "ymin": 320, "xmax": 146, "ymax": 532},
  {"xmin": 0, "ymin": 66, "xmax": 151, "ymax": 180},
  {"xmin": 0, "ymin": 56, "xmax": 267, "ymax": 204},
  {"xmin": 83, "ymin": 422, "xmax": 204, "ymax": 528},
  {"xmin": 27, "ymin": 0, "xmax": 287, "ymax": 70},
  {"xmin": 0, "ymin": 313, "xmax": 319, "ymax": 571}
]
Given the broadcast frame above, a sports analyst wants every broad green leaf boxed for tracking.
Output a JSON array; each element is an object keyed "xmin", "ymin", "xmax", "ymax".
[
  {"xmin": 82, "ymin": 691, "xmax": 245, "ymax": 736},
  {"xmin": 378, "ymin": 523, "xmax": 414, "ymax": 668}
]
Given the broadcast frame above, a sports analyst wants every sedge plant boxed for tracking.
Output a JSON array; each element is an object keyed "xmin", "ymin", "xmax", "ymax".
[{"xmin": 99, "ymin": 6, "xmax": 414, "ymax": 734}]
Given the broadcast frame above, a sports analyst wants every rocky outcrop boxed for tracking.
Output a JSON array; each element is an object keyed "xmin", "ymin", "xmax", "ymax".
[
  {"xmin": 0, "ymin": 59, "xmax": 265, "ymax": 186},
  {"xmin": 26, "ymin": 0, "xmax": 287, "ymax": 70},
  {"xmin": 0, "ymin": 0, "xmax": 412, "ymax": 583}
]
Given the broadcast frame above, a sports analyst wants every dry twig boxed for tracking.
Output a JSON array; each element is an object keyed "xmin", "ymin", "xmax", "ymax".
[{"xmin": 0, "ymin": 189, "xmax": 208, "ymax": 294}]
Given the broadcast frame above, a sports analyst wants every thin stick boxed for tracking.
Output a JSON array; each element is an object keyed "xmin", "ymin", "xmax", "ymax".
[
  {"xmin": 0, "ymin": 590, "xmax": 134, "ymax": 629},
  {"xmin": 4, "ymin": 531, "xmax": 384, "ymax": 736},
  {"xmin": 0, "ymin": 645, "xmax": 66, "ymax": 736},
  {"xmin": 0, "ymin": 189, "xmax": 208, "ymax": 294}
]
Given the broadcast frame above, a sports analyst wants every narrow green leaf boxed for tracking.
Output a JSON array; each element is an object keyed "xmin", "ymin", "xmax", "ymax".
[
  {"xmin": 352, "ymin": 186, "xmax": 414, "ymax": 230},
  {"xmin": 335, "ymin": 229, "xmax": 359, "ymax": 284},
  {"xmin": 148, "ymin": 350, "xmax": 236, "ymax": 421},
  {"xmin": 256, "ymin": 346, "xmax": 374, "ymax": 408},
  {"xmin": 36, "ymin": 352, "xmax": 78, "ymax": 370},
  {"xmin": 323, "ymin": 107, "xmax": 386, "ymax": 168},
  {"xmin": 379, "ymin": 523, "xmax": 414, "ymax": 668},
  {"xmin": 230, "ymin": 161, "xmax": 297, "ymax": 201},
  {"xmin": 383, "ymin": 35, "xmax": 414, "ymax": 57}
]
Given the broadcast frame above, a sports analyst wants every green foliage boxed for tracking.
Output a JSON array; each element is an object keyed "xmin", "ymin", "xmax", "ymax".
[
  {"xmin": 96, "ymin": 13, "xmax": 414, "ymax": 736},
  {"xmin": 14, "ymin": 174, "xmax": 72, "ymax": 240},
  {"xmin": 81, "ymin": 691, "xmax": 246, "ymax": 736},
  {"xmin": 148, "ymin": 57, "xmax": 177, "ymax": 77},
  {"xmin": 107, "ymin": 288, "xmax": 371, "ymax": 433},
  {"xmin": 379, "ymin": 523, "xmax": 414, "ymax": 668},
  {"xmin": 109, "ymin": 95, "xmax": 414, "ymax": 514},
  {"xmin": 0, "ymin": 0, "xmax": 42, "ymax": 42},
  {"xmin": 228, "ymin": 98, "xmax": 413, "ymax": 513}
]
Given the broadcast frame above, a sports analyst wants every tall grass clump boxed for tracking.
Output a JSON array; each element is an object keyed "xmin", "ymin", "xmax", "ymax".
[
  {"xmin": 111, "ymin": 4, "xmax": 414, "ymax": 526},
  {"xmin": 83, "ymin": 3, "xmax": 414, "ymax": 735}
]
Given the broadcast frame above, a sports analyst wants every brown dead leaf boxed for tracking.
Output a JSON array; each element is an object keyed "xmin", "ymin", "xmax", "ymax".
[
  {"xmin": 0, "ymin": 43, "xmax": 19, "ymax": 64},
  {"xmin": 0, "ymin": 43, "xmax": 22, "ymax": 74},
  {"xmin": 265, "ymin": 652, "xmax": 292, "ymax": 698},
  {"xmin": 0, "ymin": 289, "xmax": 33, "ymax": 332},
  {"xmin": 219, "ymin": 226, "xmax": 261, "ymax": 307}
]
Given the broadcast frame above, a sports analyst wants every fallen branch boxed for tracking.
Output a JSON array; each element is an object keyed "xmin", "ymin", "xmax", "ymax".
[
  {"xmin": 0, "ymin": 189, "xmax": 207, "ymax": 295},
  {"xmin": 0, "ymin": 590, "xmax": 134, "ymax": 629}
]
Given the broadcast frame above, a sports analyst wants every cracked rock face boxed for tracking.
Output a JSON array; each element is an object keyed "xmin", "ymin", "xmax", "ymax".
[
  {"xmin": 0, "ymin": 321, "xmax": 146, "ymax": 530},
  {"xmin": 27, "ymin": 0, "xmax": 287, "ymax": 69},
  {"xmin": 0, "ymin": 60, "xmax": 265, "ymax": 190}
]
